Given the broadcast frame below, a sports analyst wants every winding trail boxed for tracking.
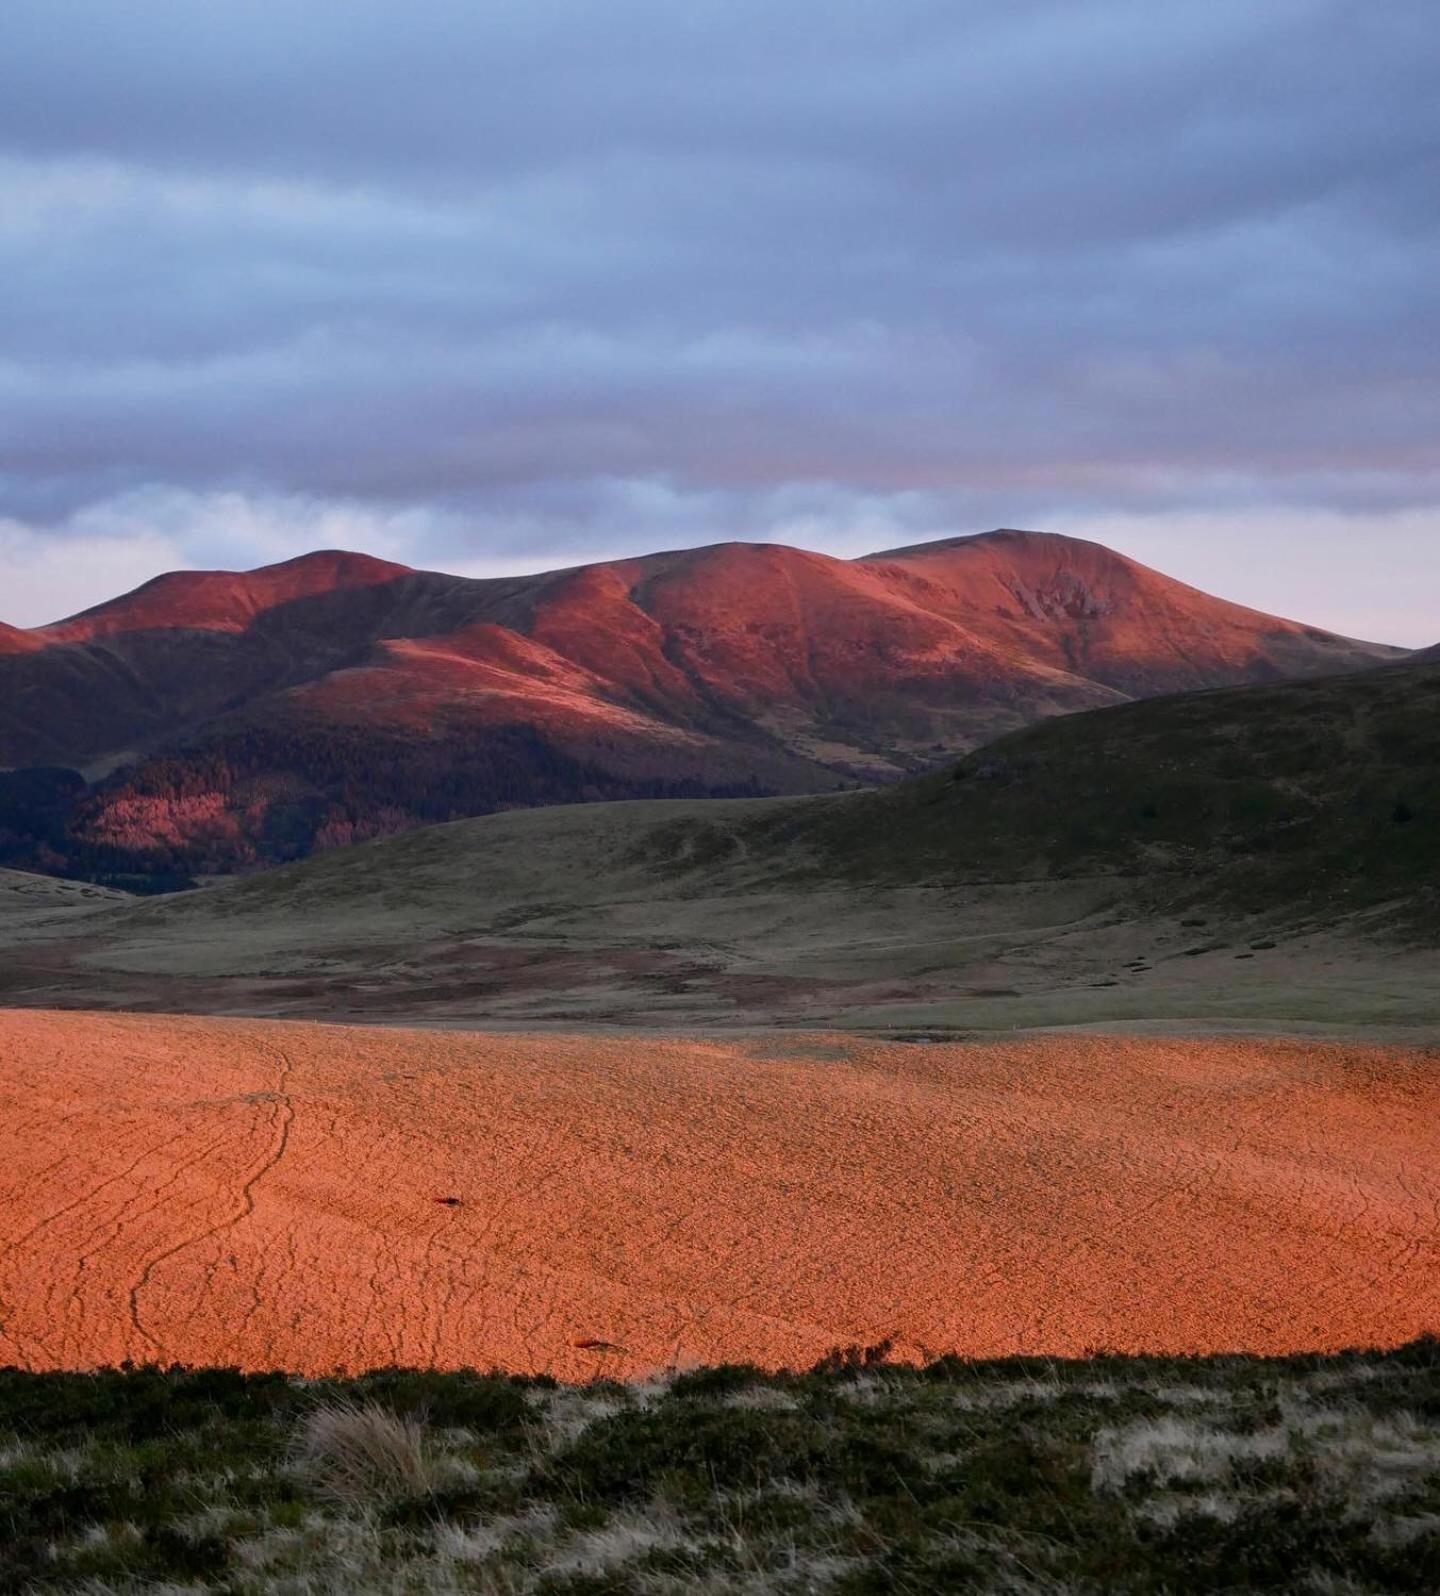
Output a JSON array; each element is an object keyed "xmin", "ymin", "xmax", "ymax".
[
  {"xmin": 124, "ymin": 1047, "xmax": 295, "ymax": 1354},
  {"xmin": 0, "ymin": 1010, "xmax": 1436, "ymax": 1377}
]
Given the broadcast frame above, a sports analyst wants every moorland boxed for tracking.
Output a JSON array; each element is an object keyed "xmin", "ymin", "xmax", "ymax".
[{"xmin": 2, "ymin": 530, "xmax": 1437, "ymax": 1593}]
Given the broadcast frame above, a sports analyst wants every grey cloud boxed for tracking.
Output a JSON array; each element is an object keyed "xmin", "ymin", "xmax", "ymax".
[{"xmin": 0, "ymin": 0, "xmax": 1436, "ymax": 619}]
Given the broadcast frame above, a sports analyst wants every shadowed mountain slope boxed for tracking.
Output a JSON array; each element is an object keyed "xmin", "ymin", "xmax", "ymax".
[
  {"xmin": 0, "ymin": 530, "xmax": 1405, "ymax": 878},
  {"xmin": 6, "ymin": 654, "xmax": 1434, "ymax": 1033},
  {"xmin": 774, "ymin": 654, "xmax": 1440, "ymax": 924},
  {"xmin": 177, "ymin": 653, "xmax": 1440, "ymax": 930}
]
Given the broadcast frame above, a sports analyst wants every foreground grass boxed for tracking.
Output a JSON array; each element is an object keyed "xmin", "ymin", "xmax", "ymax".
[{"xmin": 3, "ymin": 1342, "xmax": 1440, "ymax": 1593}]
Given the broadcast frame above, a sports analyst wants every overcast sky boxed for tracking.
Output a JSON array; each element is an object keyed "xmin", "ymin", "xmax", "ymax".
[{"xmin": 1, "ymin": 0, "xmax": 1436, "ymax": 642}]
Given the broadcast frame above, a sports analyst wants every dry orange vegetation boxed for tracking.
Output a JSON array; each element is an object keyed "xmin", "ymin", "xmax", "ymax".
[{"xmin": 1, "ymin": 1009, "xmax": 1436, "ymax": 1379}]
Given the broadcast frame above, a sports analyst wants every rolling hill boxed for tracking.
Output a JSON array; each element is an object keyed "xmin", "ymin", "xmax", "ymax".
[
  {"xmin": 4, "ymin": 653, "xmax": 1434, "ymax": 1033},
  {"xmin": 0, "ymin": 529, "xmax": 1405, "ymax": 880},
  {"xmin": 783, "ymin": 653, "xmax": 1440, "ymax": 921}
]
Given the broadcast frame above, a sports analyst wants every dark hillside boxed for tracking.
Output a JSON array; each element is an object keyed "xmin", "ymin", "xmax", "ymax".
[{"xmin": 764, "ymin": 658, "xmax": 1440, "ymax": 930}]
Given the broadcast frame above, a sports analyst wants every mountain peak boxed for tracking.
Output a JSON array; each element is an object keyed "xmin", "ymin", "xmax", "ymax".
[
  {"xmin": 864, "ymin": 528, "xmax": 1130, "ymax": 564},
  {"xmin": 250, "ymin": 548, "xmax": 413, "ymax": 582},
  {"xmin": 0, "ymin": 620, "xmax": 41, "ymax": 654},
  {"xmin": 42, "ymin": 548, "xmax": 413, "ymax": 640}
]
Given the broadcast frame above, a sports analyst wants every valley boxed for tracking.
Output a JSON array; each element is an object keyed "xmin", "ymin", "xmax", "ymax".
[
  {"xmin": 1, "ymin": 537, "xmax": 1435, "ymax": 1387},
  {"xmin": 3, "ymin": 649, "xmax": 1435, "ymax": 1038}
]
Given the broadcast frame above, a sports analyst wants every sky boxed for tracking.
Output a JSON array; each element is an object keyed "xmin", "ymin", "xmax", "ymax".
[{"xmin": 1, "ymin": 0, "xmax": 1436, "ymax": 643}]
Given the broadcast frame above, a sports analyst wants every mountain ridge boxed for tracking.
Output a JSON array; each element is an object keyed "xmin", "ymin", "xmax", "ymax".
[
  {"xmin": 40, "ymin": 549, "xmax": 415, "ymax": 640},
  {"xmin": 0, "ymin": 529, "xmax": 1408, "ymax": 880}
]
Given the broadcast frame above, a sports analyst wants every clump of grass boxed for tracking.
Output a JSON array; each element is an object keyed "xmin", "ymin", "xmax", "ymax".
[{"xmin": 294, "ymin": 1399, "xmax": 437, "ymax": 1505}]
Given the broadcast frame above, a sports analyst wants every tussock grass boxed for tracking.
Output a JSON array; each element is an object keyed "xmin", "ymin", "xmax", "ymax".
[
  {"xmin": 3, "ymin": 1342, "xmax": 1440, "ymax": 1591},
  {"xmin": 295, "ymin": 1399, "xmax": 438, "ymax": 1505}
]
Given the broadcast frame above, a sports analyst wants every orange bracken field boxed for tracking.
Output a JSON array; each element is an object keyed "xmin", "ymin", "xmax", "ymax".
[{"xmin": 1, "ymin": 1009, "xmax": 1436, "ymax": 1380}]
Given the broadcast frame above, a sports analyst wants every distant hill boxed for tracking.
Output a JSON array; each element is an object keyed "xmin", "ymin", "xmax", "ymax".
[
  {"xmin": 0, "ymin": 530, "xmax": 1406, "ymax": 880},
  {"xmin": 777, "ymin": 654, "xmax": 1440, "ymax": 929}
]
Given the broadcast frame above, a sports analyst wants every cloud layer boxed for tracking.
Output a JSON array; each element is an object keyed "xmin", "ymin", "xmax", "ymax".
[{"xmin": 1, "ymin": 1, "xmax": 1436, "ymax": 638}]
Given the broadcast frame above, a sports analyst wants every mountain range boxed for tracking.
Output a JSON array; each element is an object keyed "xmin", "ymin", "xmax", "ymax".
[{"xmin": 0, "ymin": 528, "xmax": 1407, "ymax": 882}]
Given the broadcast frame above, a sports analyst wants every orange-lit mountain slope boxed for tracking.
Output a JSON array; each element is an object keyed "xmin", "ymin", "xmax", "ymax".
[
  {"xmin": 0, "ymin": 530, "xmax": 1406, "ymax": 875},
  {"xmin": 40, "ymin": 550, "xmax": 413, "ymax": 643},
  {"xmin": 0, "ymin": 622, "xmax": 42, "ymax": 655}
]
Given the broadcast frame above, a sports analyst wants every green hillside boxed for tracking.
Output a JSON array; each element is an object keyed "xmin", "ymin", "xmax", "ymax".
[{"xmin": 764, "ymin": 659, "xmax": 1440, "ymax": 932}]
